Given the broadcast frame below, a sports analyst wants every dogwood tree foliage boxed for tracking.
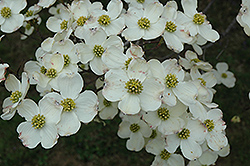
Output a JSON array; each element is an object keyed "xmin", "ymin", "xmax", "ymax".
[{"xmin": 2, "ymin": 0, "xmax": 246, "ymax": 165}]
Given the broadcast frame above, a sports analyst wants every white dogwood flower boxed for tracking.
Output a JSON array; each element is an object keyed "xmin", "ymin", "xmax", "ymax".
[
  {"xmin": 103, "ymin": 58, "xmax": 164, "ymax": 114},
  {"xmin": 149, "ymin": 58, "xmax": 198, "ymax": 107},
  {"xmin": 1, "ymin": 72, "xmax": 29, "ymax": 120},
  {"xmin": 202, "ymin": 109, "xmax": 228, "ymax": 151},
  {"xmin": 165, "ymin": 119, "xmax": 207, "ymax": 160},
  {"xmin": 43, "ymin": 72, "xmax": 98, "ymax": 136},
  {"xmin": 161, "ymin": 1, "xmax": 192, "ymax": 53},
  {"xmin": 122, "ymin": 2, "xmax": 165, "ymax": 41},
  {"xmin": 90, "ymin": 0, "xmax": 125, "ymax": 36},
  {"xmin": 16, "ymin": 99, "xmax": 60, "ymax": 149},
  {"xmin": 117, "ymin": 114, "xmax": 151, "ymax": 151},
  {"xmin": 146, "ymin": 137, "xmax": 185, "ymax": 166},
  {"xmin": 142, "ymin": 101, "xmax": 187, "ymax": 135},
  {"xmin": 180, "ymin": 0, "xmax": 219, "ymax": 42},
  {"xmin": 213, "ymin": 62, "xmax": 236, "ymax": 88},
  {"xmin": 0, "ymin": 0, "xmax": 27, "ymax": 33}
]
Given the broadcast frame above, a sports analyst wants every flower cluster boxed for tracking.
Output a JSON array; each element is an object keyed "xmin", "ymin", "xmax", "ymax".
[{"xmin": 0, "ymin": 0, "xmax": 243, "ymax": 165}]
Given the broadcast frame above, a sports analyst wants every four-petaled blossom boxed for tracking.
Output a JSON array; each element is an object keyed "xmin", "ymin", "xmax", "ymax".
[
  {"xmin": 17, "ymin": 99, "xmax": 60, "ymax": 149},
  {"xmin": 0, "ymin": 0, "xmax": 27, "ymax": 33},
  {"xmin": 122, "ymin": 2, "xmax": 165, "ymax": 41},
  {"xmin": 103, "ymin": 58, "xmax": 164, "ymax": 114},
  {"xmin": 117, "ymin": 114, "xmax": 152, "ymax": 151},
  {"xmin": 213, "ymin": 62, "xmax": 236, "ymax": 88},
  {"xmin": 1, "ymin": 72, "xmax": 29, "ymax": 120}
]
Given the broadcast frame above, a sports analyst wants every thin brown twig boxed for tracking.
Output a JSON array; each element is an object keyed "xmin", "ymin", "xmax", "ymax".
[{"xmin": 203, "ymin": 0, "xmax": 216, "ymax": 13}]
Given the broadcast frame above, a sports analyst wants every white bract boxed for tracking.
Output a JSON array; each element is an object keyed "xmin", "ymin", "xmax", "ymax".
[
  {"xmin": 0, "ymin": 63, "xmax": 8, "ymax": 82},
  {"xmin": 124, "ymin": 0, "xmax": 158, "ymax": 9},
  {"xmin": 98, "ymin": 91, "xmax": 118, "ymax": 120},
  {"xmin": 237, "ymin": 0, "xmax": 250, "ymax": 36},
  {"xmin": 38, "ymin": 0, "xmax": 57, "ymax": 8}
]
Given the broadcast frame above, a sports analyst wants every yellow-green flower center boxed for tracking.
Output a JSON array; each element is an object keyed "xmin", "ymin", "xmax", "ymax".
[
  {"xmin": 178, "ymin": 128, "xmax": 190, "ymax": 139},
  {"xmin": 25, "ymin": 10, "xmax": 34, "ymax": 17},
  {"xmin": 40, "ymin": 66, "xmax": 47, "ymax": 74},
  {"xmin": 63, "ymin": 54, "xmax": 70, "ymax": 67},
  {"xmin": 10, "ymin": 91, "xmax": 22, "ymax": 103},
  {"xmin": 160, "ymin": 149, "xmax": 171, "ymax": 160},
  {"xmin": 165, "ymin": 73, "xmax": 178, "ymax": 88},
  {"xmin": 165, "ymin": 21, "xmax": 177, "ymax": 33},
  {"xmin": 193, "ymin": 13, "xmax": 205, "ymax": 25},
  {"xmin": 46, "ymin": 68, "xmax": 57, "ymax": 78},
  {"xmin": 138, "ymin": 17, "xmax": 150, "ymax": 30},
  {"xmin": 26, "ymin": 23, "xmax": 32, "ymax": 30},
  {"xmin": 204, "ymin": 119, "xmax": 214, "ymax": 132},
  {"xmin": 77, "ymin": 16, "xmax": 88, "ymax": 26},
  {"xmin": 191, "ymin": 58, "xmax": 201, "ymax": 63},
  {"xmin": 1, "ymin": 7, "xmax": 11, "ymax": 18},
  {"xmin": 125, "ymin": 78, "xmax": 143, "ymax": 94},
  {"xmin": 137, "ymin": 0, "xmax": 145, "ymax": 3},
  {"xmin": 149, "ymin": 129, "xmax": 157, "ymax": 139},
  {"xmin": 103, "ymin": 99, "xmax": 111, "ymax": 107},
  {"xmin": 198, "ymin": 78, "xmax": 206, "ymax": 86},
  {"xmin": 32, "ymin": 114, "xmax": 46, "ymax": 129},
  {"xmin": 79, "ymin": 63, "xmax": 87, "ymax": 70},
  {"xmin": 98, "ymin": 15, "xmax": 111, "ymax": 26},
  {"xmin": 56, "ymin": 9, "xmax": 60, "ymax": 14},
  {"xmin": 124, "ymin": 57, "xmax": 133, "ymax": 70},
  {"xmin": 60, "ymin": 20, "xmax": 68, "ymax": 30},
  {"xmin": 93, "ymin": 45, "xmax": 105, "ymax": 57},
  {"xmin": 130, "ymin": 123, "xmax": 140, "ymax": 133},
  {"xmin": 61, "ymin": 98, "xmax": 76, "ymax": 112},
  {"xmin": 221, "ymin": 73, "xmax": 227, "ymax": 78},
  {"xmin": 157, "ymin": 107, "xmax": 170, "ymax": 121}
]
